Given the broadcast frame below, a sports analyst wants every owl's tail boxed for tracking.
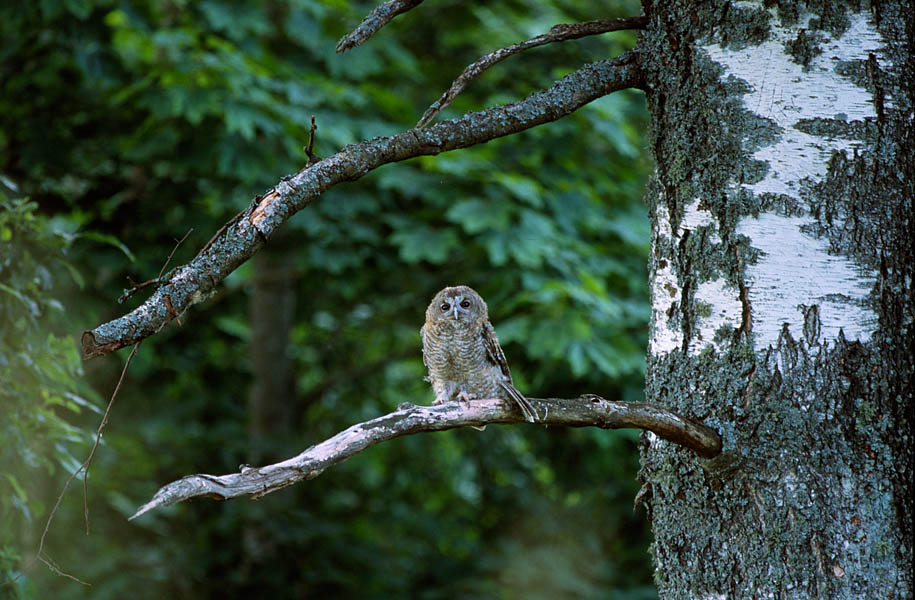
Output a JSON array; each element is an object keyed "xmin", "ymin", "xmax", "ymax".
[{"xmin": 501, "ymin": 382, "xmax": 537, "ymax": 423}]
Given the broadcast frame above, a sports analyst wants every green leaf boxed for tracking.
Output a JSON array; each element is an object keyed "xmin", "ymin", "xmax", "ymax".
[
  {"xmin": 390, "ymin": 227, "xmax": 458, "ymax": 264},
  {"xmin": 55, "ymin": 257, "xmax": 86, "ymax": 289},
  {"xmin": 3, "ymin": 474, "xmax": 27, "ymax": 503},
  {"xmin": 214, "ymin": 315, "xmax": 251, "ymax": 340},
  {"xmin": 568, "ymin": 342, "xmax": 588, "ymax": 377},
  {"xmin": 0, "ymin": 282, "xmax": 38, "ymax": 315},
  {"xmin": 64, "ymin": 392, "xmax": 103, "ymax": 415},
  {"xmin": 492, "ymin": 173, "xmax": 543, "ymax": 207},
  {"xmin": 76, "ymin": 231, "xmax": 136, "ymax": 262},
  {"xmin": 445, "ymin": 198, "xmax": 512, "ymax": 233}
]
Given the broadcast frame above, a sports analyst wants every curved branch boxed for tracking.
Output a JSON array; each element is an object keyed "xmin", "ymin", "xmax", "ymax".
[
  {"xmin": 129, "ymin": 395, "xmax": 721, "ymax": 520},
  {"xmin": 336, "ymin": 0, "xmax": 425, "ymax": 53},
  {"xmin": 81, "ymin": 51, "xmax": 643, "ymax": 359},
  {"xmin": 418, "ymin": 16, "xmax": 648, "ymax": 127}
]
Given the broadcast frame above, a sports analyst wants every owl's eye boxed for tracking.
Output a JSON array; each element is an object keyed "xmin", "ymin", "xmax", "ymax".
[
  {"xmin": 460, "ymin": 300, "xmax": 471, "ymax": 309},
  {"xmin": 440, "ymin": 302, "xmax": 450, "ymax": 311}
]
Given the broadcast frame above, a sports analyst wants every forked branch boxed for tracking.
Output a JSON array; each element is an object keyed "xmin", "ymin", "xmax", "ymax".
[
  {"xmin": 81, "ymin": 52, "xmax": 642, "ymax": 359},
  {"xmin": 130, "ymin": 396, "xmax": 721, "ymax": 520},
  {"xmin": 336, "ymin": 0, "xmax": 425, "ymax": 53},
  {"xmin": 418, "ymin": 16, "xmax": 648, "ymax": 127}
]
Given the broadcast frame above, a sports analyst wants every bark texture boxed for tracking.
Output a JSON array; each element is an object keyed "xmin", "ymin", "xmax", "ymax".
[{"xmin": 640, "ymin": 1, "xmax": 912, "ymax": 598}]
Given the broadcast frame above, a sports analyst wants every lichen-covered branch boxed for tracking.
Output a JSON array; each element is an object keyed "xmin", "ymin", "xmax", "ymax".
[
  {"xmin": 335, "ymin": 0, "xmax": 425, "ymax": 53},
  {"xmin": 129, "ymin": 395, "xmax": 721, "ymax": 520},
  {"xmin": 81, "ymin": 52, "xmax": 643, "ymax": 359},
  {"xmin": 418, "ymin": 16, "xmax": 648, "ymax": 127}
]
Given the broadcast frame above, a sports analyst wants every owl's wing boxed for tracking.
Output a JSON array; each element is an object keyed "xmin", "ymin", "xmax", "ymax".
[
  {"xmin": 481, "ymin": 321, "xmax": 512, "ymax": 380},
  {"xmin": 481, "ymin": 321, "xmax": 537, "ymax": 423},
  {"xmin": 420, "ymin": 324, "xmax": 430, "ymax": 370}
]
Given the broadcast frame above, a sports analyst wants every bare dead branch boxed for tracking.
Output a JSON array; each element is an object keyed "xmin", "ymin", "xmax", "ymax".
[
  {"xmin": 417, "ymin": 16, "xmax": 648, "ymax": 127},
  {"xmin": 81, "ymin": 52, "xmax": 642, "ymax": 359},
  {"xmin": 336, "ymin": 0, "xmax": 425, "ymax": 53},
  {"xmin": 129, "ymin": 395, "xmax": 721, "ymax": 520}
]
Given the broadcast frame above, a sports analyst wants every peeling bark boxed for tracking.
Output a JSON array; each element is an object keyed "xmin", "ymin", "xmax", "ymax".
[{"xmin": 641, "ymin": 1, "xmax": 912, "ymax": 598}]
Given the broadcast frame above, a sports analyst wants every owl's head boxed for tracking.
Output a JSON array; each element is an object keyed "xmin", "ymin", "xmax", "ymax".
[{"xmin": 426, "ymin": 285, "xmax": 488, "ymax": 325}]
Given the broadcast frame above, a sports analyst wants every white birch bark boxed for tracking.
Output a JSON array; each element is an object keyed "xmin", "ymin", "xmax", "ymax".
[
  {"xmin": 641, "ymin": 1, "xmax": 911, "ymax": 598},
  {"xmin": 650, "ymin": 6, "xmax": 884, "ymax": 357}
]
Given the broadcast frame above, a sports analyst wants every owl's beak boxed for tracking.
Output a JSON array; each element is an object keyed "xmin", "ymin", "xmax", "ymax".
[{"xmin": 450, "ymin": 304, "xmax": 460, "ymax": 319}]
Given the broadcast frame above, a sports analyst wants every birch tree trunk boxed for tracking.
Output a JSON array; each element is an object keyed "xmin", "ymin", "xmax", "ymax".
[{"xmin": 640, "ymin": 1, "xmax": 912, "ymax": 598}]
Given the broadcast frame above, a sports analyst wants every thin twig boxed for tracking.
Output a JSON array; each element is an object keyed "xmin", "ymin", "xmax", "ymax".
[
  {"xmin": 26, "ymin": 229, "xmax": 180, "ymax": 581},
  {"xmin": 118, "ymin": 277, "xmax": 160, "ymax": 304},
  {"xmin": 25, "ymin": 342, "xmax": 141, "ymax": 584},
  {"xmin": 336, "ymin": 0, "xmax": 425, "ymax": 53},
  {"xmin": 158, "ymin": 229, "xmax": 192, "ymax": 279},
  {"xmin": 129, "ymin": 395, "xmax": 721, "ymax": 520},
  {"xmin": 82, "ymin": 342, "xmax": 141, "ymax": 534},
  {"xmin": 37, "ymin": 554, "xmax": 89, "ymax": 586},
  {"xmin": 304, "ymin": 116, "xmax": 320, "ymax": 166},
  {"xmin": 418, "ymin": 16, "xmax": 648, "ymax": 127},
  {"xmin": 118, "ymin": 229, "xmax": 193, "ymax": 303}
]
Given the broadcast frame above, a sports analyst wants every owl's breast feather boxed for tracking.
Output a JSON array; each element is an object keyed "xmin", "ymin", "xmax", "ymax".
[{"xmin": 424, "ymin": 321, "xmax": 484, "ymax": 377}]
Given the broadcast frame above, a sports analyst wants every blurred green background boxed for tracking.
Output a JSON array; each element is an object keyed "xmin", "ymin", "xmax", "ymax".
[{"xmin": 0, "ymin": 0, "xmax": 653, "ymax": 597}]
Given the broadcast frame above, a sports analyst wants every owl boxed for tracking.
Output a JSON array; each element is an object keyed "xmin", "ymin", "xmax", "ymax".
[{"xmin": 421, "ymin": 285, "xmax": 536, "ymax": 422}]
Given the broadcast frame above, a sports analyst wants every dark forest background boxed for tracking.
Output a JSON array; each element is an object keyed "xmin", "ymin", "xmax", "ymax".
[{"xmin": 1, "ymin": 0, "xmax": 654, "ymax": 597}]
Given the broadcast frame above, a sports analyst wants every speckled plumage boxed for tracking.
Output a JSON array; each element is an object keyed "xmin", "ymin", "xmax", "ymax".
[{"xmin": 421, "ymin": 285, "xmax": 536, "ymax": 422}]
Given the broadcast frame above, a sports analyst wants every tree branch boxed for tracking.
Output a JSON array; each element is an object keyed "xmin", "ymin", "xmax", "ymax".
[
  {"xmin": 81, "ymin": 51, "xmax": 643, "ymax": 359},
  {"xmin": 129, "ymin": 395, "xmax": 721, "ymax": 520},
  {"xmin": 418, "ymin": 16, "xmax": 648, "ymax": 127},
  {"xmin": 336, "ymin": 0, "xmax": 425, "ymax": 53}
]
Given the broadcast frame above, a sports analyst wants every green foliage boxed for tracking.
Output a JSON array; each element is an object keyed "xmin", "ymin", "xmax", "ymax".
[
  {"xmin": 0, "ymin": 193, "xmax": 99, "ymax": 586},
  {"xmin": 0, "ymin": 0, "xmax": 653, "ymax": 597}
]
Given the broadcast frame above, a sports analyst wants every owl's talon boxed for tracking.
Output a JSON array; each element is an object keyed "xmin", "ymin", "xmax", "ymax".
[{"xmin": 457, "ymin": 391, "xmax": 479, "ymax": 404}]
